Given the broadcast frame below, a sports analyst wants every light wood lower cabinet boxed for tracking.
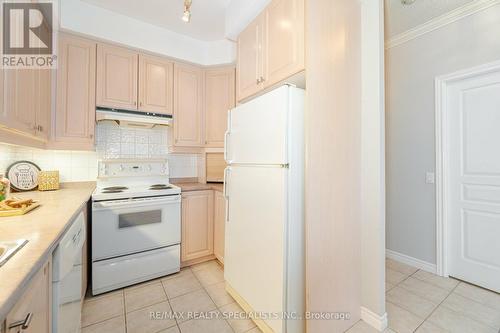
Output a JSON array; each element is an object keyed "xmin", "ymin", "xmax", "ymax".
[
  {"xmin": 5, "ymin": 260, "xmax": 51, "ymax": 333},
  {"xmin": 53, "ymin": 33, "xmax": 96, "ymax": 150},
  {"xmin": 181, "ymin": 190, "xmax": 214, "ymax": 262},
  {"xmin": 213, "ymin": 190, "xmax": 226, "ymax": 263}
]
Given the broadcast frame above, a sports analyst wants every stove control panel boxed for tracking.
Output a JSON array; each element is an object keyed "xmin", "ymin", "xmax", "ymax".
[{"xmin": 98, "ymin": 160, "xmax": 169, "ymax": 178}]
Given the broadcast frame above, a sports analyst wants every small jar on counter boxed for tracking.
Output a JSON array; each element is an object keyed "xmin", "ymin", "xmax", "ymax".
[{"xmin": 0, "ymin": 174, "xmax": 10, "ymax": 201}]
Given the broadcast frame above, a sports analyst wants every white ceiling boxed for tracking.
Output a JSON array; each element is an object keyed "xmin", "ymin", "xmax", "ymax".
[
  {"xmin": 385, "ymin": 0, "xmax": 475, "ymax": 38},
  {"xmin": 81, "ymin": 0, "xmax": 232, "ymax": 41}
]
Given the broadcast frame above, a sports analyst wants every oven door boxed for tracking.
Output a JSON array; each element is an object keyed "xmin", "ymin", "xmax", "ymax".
[{"xmin": 92, "ymin": 195, "xmax": 181, "ymax": 261}]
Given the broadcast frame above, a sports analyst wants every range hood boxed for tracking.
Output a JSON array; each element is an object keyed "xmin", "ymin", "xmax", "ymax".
[{"xmin": 96, "ymin": 107, "xmax": 172, "ymax": 128}]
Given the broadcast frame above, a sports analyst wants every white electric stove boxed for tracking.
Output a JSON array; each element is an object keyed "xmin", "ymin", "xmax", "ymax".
[{"xmin": 91, "ymin": 159, "xmax": 181, "ymax": 295}]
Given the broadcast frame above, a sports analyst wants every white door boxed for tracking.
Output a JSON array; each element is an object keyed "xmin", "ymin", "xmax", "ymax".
[
  {"xmin": 227, "ymin": 86, "xmax": 290, "ymax": 165},
  {"xmin": 224, "ymin": 165, "xmax": 287, "ymax": 333},
  {"xmin": 447, "ymin": 68, "xmax": 500, "ymax": 292}
]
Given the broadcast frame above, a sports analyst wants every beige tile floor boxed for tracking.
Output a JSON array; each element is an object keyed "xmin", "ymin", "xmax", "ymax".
[
  {"xmin": 348, "ymin": 258, "xmax": 500, "ymax": 333},
  {"xmin": 81, "ymin": 260, "xmax": 263, "ymax": 333},
  {"xmin": 82, "ymin": 258, "xmax": 500, "ymax": 333}
]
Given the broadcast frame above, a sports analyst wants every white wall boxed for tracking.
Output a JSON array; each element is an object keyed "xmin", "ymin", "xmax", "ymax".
[
  {"xmin": 60, "ymin": 0, "xmax": 236, "ymax": 65},
  {"xmin": 386, "ymin": 5, "xmax": 500, "ymax": 264}
]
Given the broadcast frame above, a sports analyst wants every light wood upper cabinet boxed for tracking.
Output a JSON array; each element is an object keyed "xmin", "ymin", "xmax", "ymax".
[
  {"xmin": 237, "ymin": 15, "xmax": 264, "ymax": 102},
  {"xmin": 3, "ymin": 70, "xmax": 37, "ymax": 136},
  {"xmin": 97, "ymin": 44, "xmax": 138, "ymax": 110},
  {"xmin": 236, "ymin": 0, "xmax": 304, "ymax": 102},
  {"xmin": 53, "ymin": 34, "xmax": 96, "ymax": 149},
  {"xmin": 214, "ymin": 190, "xmax": 226, "ymax": 264},
  {"xmin": 6, "ymin": 260, "xmax": 51, "ymax": 333},
  {"xmin": 139, "ymin": 55, "xmax": 174, "ymax": 115},
  {"xmin": 264, "ymin": 0, "xmax": 305, "ymax": 87},
  {"xmin": 2, "ymin": 68, "xmax": 51, "ymax": 140},
  {"xmin": 181, "ymin": 190, "xmax": 214, "ymax": 262},
  {"xmin": 36, "ymin": 69, "xmax": 51, "ymax": 141},
  {"xmin": 173, "ymin": 63, "xmax": 204, "ymax": 147},
  {"xmin": 205, "ymin": 67, "xmax": 235, "ymax": 147}
]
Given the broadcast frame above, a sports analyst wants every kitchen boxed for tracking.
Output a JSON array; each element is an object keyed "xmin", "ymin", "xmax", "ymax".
[
  {"xmin": 5, "ymin": 1, "xmax": 497, "ymax": 333},
  {"xmin": 0, "ymin": 0, "xmax": 315, "ymax": 332}
]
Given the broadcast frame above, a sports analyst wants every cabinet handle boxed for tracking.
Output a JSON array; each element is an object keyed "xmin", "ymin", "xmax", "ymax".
[
  {"xmin": 9, "ymin": 312, "xmax": 33, "ymax": 330},
  {"xmin": 90, "ymin": 134, "xmax": 94, "ymax": 139},
  {"xmin": 134, "ymin": 101, "xmax": 137, "ymax": 106},
  {"xmin": 260, "ymin": 76, "xmax": 265, "ymax": 82},
  {"xmin": 37, "ymin": 125, "xmax": 43, "ymax": 132}
]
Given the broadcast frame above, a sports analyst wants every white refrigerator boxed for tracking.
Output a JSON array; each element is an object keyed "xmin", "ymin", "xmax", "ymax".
[{"xmin": 224, "ymin": 85, "xmax": 305, "ymax": 333}]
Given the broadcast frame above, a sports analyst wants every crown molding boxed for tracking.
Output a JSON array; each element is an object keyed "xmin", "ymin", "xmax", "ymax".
[{"xmin": 385, "ymin": 0, "xmax": 500, "ymax": 50}]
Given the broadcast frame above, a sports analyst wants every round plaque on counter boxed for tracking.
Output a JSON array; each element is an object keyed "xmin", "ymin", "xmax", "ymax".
[{"xmin": 6, "ymin": 161, "xmax": 41, "ymax": 191}]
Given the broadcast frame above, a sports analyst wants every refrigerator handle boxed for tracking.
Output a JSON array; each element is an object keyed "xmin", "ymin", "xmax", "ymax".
[
  {"xmin": 224, "ymin": 130, "xmax": 230, "ymax": 163},
  {"xmin": 223, "ymin": 167, "xmax": 231, "ymax": 223},
  {"xmin": 224, "ymin": 109, "xmax": 232, "ymax": 163},
  {"xmin": 223, "ymin": 167, "xmax": 230, "ymax": 199}
]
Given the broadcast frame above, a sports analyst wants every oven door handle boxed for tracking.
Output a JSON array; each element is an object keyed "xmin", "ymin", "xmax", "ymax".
[{"xmin": 93, "ymin": 196, "xmax": 181, "ymax": 209}]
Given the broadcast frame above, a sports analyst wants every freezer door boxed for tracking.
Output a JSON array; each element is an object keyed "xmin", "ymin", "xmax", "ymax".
[
  {"xmin": 224, "ymin": 165, "xmax": 287, "ymax": 333},
  {"xmin": 226, "ymin": 86, "xmax": 290, "ymax": 165}
]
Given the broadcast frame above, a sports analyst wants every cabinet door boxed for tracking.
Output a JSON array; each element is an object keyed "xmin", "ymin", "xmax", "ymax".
[
  {"xmin": 237, "ymin": 15, "xmax": 264, "ymax": 102},
  {"xmin": 181, "ymin": 190, "xmax": 214, "ymax": 262},
  {"xmin": 3, "ymin": 69, "xmax": 37, "ymax": 135},
  {"xmin": 263, "ymin": 0, "xmax": 305, "ymax": 87},
  {"xmin": 96, "ymin": 44, "xmax": 138, "ymax": 110},
  {"xmin": 54, "ymin": 34, "xmax": 96, "ymax": 149},
  {"xmin": 173, "ymin": 63, "xmax": 204, "ymax": 147},
  {"xmin": 35, "ymin": 69, "xmax": 51, "ymax": 141},
  {"xmin": 214, "ymin": 190, "xmax": 226, "ymax": 264},
  {"xmin": 205, "ymin": 67, "xmax": 235, "ymax": 147},
  {"xmin": 6, "ymin": 260, "xmax": 51, "ymax": 333},
  {"xmin": 139, "ymin": 54, "xmax": 174, "ymax": 115}
]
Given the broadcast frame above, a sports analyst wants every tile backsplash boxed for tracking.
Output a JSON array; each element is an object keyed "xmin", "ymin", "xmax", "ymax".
[
  {"xmin": 0, "ymin": 144, "xmax": 98, "ymax": 182},
  {"xmin": 95, "ymin": 121, "xmax": 169, "ymax": 159},
  {"xmin": 0, "ymin": 122, "xmax": 199, "ymax": 182}
]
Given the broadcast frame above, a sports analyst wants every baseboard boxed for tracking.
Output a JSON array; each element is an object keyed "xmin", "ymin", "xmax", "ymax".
[
  {"xmin": 360, "ymin": 307, "xmax": 388, "ymax": 332},
  {"xmin": 386, "ymin": 249, "xmax": 437, "ymax": 274}
]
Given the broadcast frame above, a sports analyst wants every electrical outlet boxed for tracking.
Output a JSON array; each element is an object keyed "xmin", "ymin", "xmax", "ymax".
[{"xmin": 426, "ymin": 172, "xmax": 435, "ymax": 184}]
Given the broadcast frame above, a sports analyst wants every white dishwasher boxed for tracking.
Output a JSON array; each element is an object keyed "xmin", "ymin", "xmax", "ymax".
[{"xmin": 52, "ymin": 212, "xmax": 86, "ymax": 333}]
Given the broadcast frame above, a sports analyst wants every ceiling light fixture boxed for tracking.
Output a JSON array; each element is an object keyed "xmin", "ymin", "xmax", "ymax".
[
  {"xmin": 401, "ymin": 0, "xmax": 416, "ymax": 4},
  {"xmin": 182, "ymin": 0, "xmax": 192, "ymax": 23}
]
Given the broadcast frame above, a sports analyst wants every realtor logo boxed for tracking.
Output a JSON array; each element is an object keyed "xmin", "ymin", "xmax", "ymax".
[{"xmin": 2, "ymin": 2, "xmax": 56, "ymax": 69}]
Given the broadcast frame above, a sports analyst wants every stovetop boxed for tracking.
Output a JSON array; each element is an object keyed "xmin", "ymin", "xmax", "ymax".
[
  {"xmin": 93, "ymin": 183, "xmax": 181, "ymax": 201},
  {"xmin": 93, "ymin": 159, "xmax": 181, "ymax": 201}
]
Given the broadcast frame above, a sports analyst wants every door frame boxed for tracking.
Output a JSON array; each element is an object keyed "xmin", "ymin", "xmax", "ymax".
[{"xmin": 435, "ymin": 59, "xmax": 500, "ymax": 277}]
